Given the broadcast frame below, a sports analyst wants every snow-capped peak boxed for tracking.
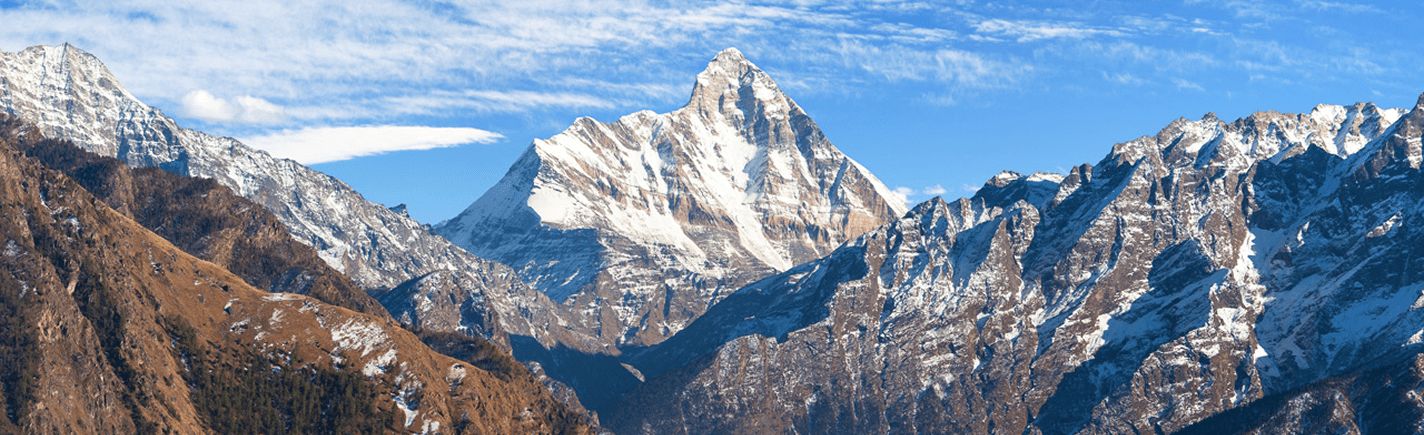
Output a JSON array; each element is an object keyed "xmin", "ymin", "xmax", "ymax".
[
  {"xmin": 437, "ymin": 48, "xmax": 907, "ymax": 348},
  {"xmin": 688, "ymin": 47, "xmax": 794, "ymax": 122}
]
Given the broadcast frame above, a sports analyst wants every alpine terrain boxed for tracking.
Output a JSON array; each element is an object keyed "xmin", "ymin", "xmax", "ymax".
[
  {"xmin": 0, "ymin": 114, "xmax": 592, "ymax": 434},
  {"xmin": 0, "ymin": 44, "xmax": 610, "ymax": 418},
  {"xmin": 436, "ymin": 48, "xmax": 907, "ymax": 349},
  {"xmin": 605, "ymin": 100, "xmax": 1424, "ymax": 434},
  {"xmin": 0, "ymin": 43, "xmax": 589, "ymax": 353},
  {"xmin": 6, "ymin": 40, "xmax": 1424, "ymax": 435}
]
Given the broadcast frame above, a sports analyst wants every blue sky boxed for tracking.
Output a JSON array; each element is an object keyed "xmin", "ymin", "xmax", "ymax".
[{"xmin": 2, "ymin": 0, "xmax": 1421, "ymax": 223}]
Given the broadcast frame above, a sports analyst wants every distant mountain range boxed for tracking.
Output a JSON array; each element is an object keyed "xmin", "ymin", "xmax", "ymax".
[
  {"xmin": 4, "ymin": 43, "xmax": 1422, "ymax": 434},
  {"xmin": 605, "ymin": 99, "xmax": 1424, "ymax": 434}
]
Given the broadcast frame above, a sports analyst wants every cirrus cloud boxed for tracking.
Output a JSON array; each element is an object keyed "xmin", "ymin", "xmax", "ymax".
[{"xmin": 241, "ymin": 125, "xmax": 503, "ymax": 164}]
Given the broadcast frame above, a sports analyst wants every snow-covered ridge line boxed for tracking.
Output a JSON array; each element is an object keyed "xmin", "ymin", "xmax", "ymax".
[{"xmin": 605, "ymin": 92, "xmax": 1424, "ymax": 434}]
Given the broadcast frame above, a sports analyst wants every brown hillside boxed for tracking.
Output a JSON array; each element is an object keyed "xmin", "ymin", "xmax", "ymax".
[
  {"xmin": 0, "ymin": 117, "xmax": 592, "ymax": 434},
  {"xmin": 1, "ymin": 115, "xmax": 389, "ymax": 319}
]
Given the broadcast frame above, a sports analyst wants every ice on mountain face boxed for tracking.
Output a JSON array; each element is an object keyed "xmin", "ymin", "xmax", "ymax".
[{"xmin": 436, "ymin": 48, "xmax": 907, "ymax": 352}]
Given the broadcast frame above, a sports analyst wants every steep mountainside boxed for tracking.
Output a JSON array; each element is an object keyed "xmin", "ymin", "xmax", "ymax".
[
  {"xmin": 0, "ymin": 45, "xmax": 612, "ymax": 413},
  {"xmin": 1176, "ymin": 350, "xmax": 1424, "ymax": 435},
  {"xmin": 0, "ymin": 44, "xmax": 457, "ymax": 289},
  {"xmin": 0, "ymin": 117, "xmax": 592, "ymax": 434},
  {"xmin": 605, "ymin": 99, "xmax": 1422, "ymax": 434},
  {"xmin": 436, "ymin": 48, "xmax": 907, "ymax": 348},
  {"xmin": 4, "ymin": 115, "xmax": 387, "ymax": 318},
  {"xmin": 0, "ymin": 44, "xmax": 587, "ymax": 349}
]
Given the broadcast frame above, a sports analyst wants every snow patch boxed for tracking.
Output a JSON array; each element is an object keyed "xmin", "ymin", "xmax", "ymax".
[
  {"xmin": 394, "ymin": 396, "xmax": 418, "ymax": 428},
  {"xmin": 2, "ymin": 240, "xmax": 20, "ymax": 257},
  {"xmin": 1366, "ymin": 213, "xmax": 1402, "ymax": 238},
  {"xmin": 363, "ymin": 348, "xmax": 398, "ymax": 376},
  {"xmin": 262, "ymin": 293, "xmax": 305, "ymax": 302},
  {"xmin": 331, "ymin": 318, "xmax": 389, "ymax": 358}
]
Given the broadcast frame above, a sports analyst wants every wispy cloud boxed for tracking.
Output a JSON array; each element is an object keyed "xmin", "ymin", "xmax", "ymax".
[
  {"xmin": 0, "ymin": 0, "xmax": 1412, "ymax": 137},
  {"xmin": 385, "ymin": 90, "xmax": 618, "ymax": 115},
  {"xmin": 972, "ymin": 19, "xmax": 1125, "ymax": 43},
  {"xmin": 1103, "ymin": 71, "xmax": 1150, "ymax": 86},
  {"xmin": 1297, "ymin": 0, "xmax": 1383, "ymax": 14},
  {"xmin": 1171, "ymin": 78, "xmax": 1205, "ymax": 91},
  {"xmin": 242, "ymin": 125, "xmax": 503, "ymax": 164},
  {"xmin": 0, "ymin": 0, "xmax": 1037, "ymax": 127}
]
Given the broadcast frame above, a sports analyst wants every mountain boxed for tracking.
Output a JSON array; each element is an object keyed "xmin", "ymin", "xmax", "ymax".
[
  {"xmin": 1176, "ymin": 350, "xmax": 1424, "ymax": 435},
  {"xmin": 1, "ymin": 44, "xmax": 447, "ymax": 289},
  {"xmin": 0, "ymin": 115, "xmax": 592, "ymax": 434},
  {"xmin": 603, "ymin": 100, "xmax": 1422, "ymax": 434},
  {"xmin": 0, "ymin": 44, "xmax": 622, "ymax": 421},
  {"xmin": 10, "ymin": 119, "xmax": 389, "ymax": 318},
  {"xmin": 436, "ymin": 48, "xmax": 907, "ymax": 349},
  {"xmin": 0, "ymin": 44, "xmax": 584, "ymax": 343}
]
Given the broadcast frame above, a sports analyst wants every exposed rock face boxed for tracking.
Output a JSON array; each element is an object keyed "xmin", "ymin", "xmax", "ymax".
[
  {"xmin": 436, "ymin": 48, "xmax": 907, "ymax": 349},
  {"xmin": 606, "ymin": 100, "xmax": 1423, "ymax": 434},
  {"xmin": 0, "ymin": 118, "xmax": 594, "ymax": 434},
  {"xmin": 1176, "ymin": 350, "xmax": 1424, "ymax": 435}
]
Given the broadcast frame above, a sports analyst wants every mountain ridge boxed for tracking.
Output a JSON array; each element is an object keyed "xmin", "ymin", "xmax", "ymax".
[
  {"xmin": 0, "ymin": 115, "xmax": 594, "ymax": 434},
  {"xmin": 1, "ymin": 42, "xmax": 612, "ymax": 422},
  {"xmin": 604, "ymin": 95, "xmax": 1424, "ymax": 434}
]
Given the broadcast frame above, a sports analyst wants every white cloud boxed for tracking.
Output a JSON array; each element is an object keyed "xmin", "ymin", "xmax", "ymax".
[
  {"xmin": 891, "ymin": 186, "xmax": 915, "ymax": 205},
  {"xmin": 961, "ymin": 183, "xmax": 980, "ymax": 193},
  {"xmin": 241, "ymin": 125, "xmax": 503, "ymax": 164},
  {"xmin": 0, "ymin": 0, "xmax": 1039, "ymax": 124},
  {"xmin": 0, "ymin": 0, "xmax": 1407, "ymax": 132},
  {"xmin": 922, "ymin": 184, "xmax": 947, "ymax": 195},
  {"xmin": 180, "ymin": 90, "xmax": 286, "ymax": 124}
]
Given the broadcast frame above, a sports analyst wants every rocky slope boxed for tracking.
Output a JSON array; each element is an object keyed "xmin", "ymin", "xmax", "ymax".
[
  {"xmin": 1, "ymin": 44, "xmax": 455, "ymax": 290},
  {"xmin": 604, "ymin": 99, "xmax": 1422, "ymax": 434},
  {"xmin": 436, "ymin": 48, "xmax": 907, "ymax": 350},
  {"xmin": 0, "ymin": 44, "xmax": 586, "ymax": 347},
  {"xmin": 1175, "ymin": 349, "xmax": 1424, "ymax": 435},
  {"xmin": 0, "ymin": 116, "xmax": 592, "ymax": 434},
  {"xmin": 5, "ymin": 115, "xmax": 388, "ymax": 318},
  {"xmin": 0, "ymin": 44, "xmax": 612, "ymax": 412}
]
